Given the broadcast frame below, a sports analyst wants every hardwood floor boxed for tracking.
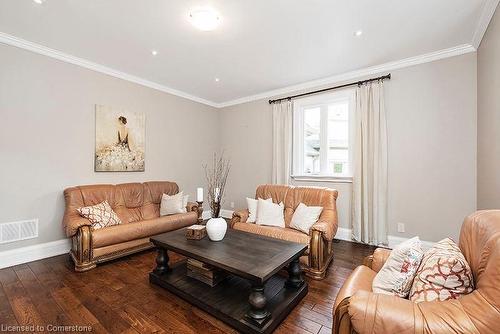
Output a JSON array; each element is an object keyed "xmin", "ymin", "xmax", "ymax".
[{"xmin": 0, "ymin": 240, "xmax": 376, "ymax": 334}]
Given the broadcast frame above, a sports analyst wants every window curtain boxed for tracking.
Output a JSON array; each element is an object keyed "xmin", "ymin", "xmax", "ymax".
[
  {"xmin": 352, "ymin": 81, "xmax": 388, "ymax": 245},
  {"xmin": 272, "ymin": 100, "xmax": 293, "ymax": 185}
]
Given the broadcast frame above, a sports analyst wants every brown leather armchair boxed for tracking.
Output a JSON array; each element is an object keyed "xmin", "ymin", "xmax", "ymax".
[
  {"xmin": 63, "ymin": 181, "xmax": 199, "ymax": 272},
  {"xmin": 332, "ymin": 210, "xmax": 500, "ymax": 334},
  {"xmin": 230, "ymin": 184, "xmax": 338, "ymax": 280}
]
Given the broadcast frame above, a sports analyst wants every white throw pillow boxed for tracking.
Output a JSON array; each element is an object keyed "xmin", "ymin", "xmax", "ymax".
[
  {"xmin": 246, "ymin": 197, "xmax": 272, "ymax": 223},
  {"xmin": 182, "ymin": 194, "xmax": 189, "ymax": 210},
  {"xmin": 160, "ymin": 192, "xmax": 189, "ymax": 216},
  {"xmin": 289, "ymin": 203, "xmax": 323, "ymax": 234},
  {"xmin": 372, "ymin": 237, "xmax": 424, "ymax": 298},
  {"xmin": 255, "ymin": 199, "xmax": 285, "ymax": 227}
]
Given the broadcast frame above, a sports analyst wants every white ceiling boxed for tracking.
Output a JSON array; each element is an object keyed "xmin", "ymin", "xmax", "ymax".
[{"xmin": 0, "ymin": 0, "xmax": 496, "ymax": 106}]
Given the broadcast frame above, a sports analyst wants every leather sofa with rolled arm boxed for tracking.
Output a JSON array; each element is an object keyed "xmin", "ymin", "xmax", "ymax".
[
  {"xmin": 63, "ymin": 181, "xmax": 199, "ymax": 272},
  {"xmin": 230, "ymin": 184, "xmax": 338, "ymax": 280},
  {"xmin": 332, "ymin": 210, "xmax": 500, "ymax": 334}
]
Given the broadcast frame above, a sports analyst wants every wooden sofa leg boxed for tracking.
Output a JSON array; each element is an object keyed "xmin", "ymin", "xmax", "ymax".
[{"xmin": 70, "ymin": 226, "xmax": 96, "ymax": 272}]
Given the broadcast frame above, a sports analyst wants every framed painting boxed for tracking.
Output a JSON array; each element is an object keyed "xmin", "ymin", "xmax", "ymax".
[{"xmin": 94, "ymin": 105, "xmax": 145, "ymax": 172}]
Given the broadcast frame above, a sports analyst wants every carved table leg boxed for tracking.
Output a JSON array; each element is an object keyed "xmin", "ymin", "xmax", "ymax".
[
  {"xmin": 285, "ymin": 258, "xmax": 304, "ymax": 289},
  {"xmin": 246, "ymin": 284, "xmax": 270, "ymax": 326},
  {"xmin": 153, "ymin": 247, "xmax": 170, "ymax": 275}
]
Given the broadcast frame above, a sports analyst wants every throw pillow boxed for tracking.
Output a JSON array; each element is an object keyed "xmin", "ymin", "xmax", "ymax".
[
  {"xmin": 372, "ymin": 237, "xmax": 424, "ymax": 298},
  {"xmin": 289, "ymin": 203, "xmax": 323, "ymax": 234},
  {"xmin": 409, "ymin": 238, "xmax": 474, "ymax": 303},
  {"xmin": 246, "ymin": 197, "xmax": 272, "ymax": 223},
  {"xmin": 160, "ymin": 192, "xmax": 189, "ymax": 216},
  {"xmin": 77, "ymin": 201, "xmax": 122, "ymax": 230},
  {"xmin": 255, "ymin": 199, "xmax": 285, "ymax": 227}
]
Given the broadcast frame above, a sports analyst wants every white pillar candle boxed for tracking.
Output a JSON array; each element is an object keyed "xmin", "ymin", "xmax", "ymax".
[
  {"xmin": 196, "ymin": 187, "xmax": 203, "ymax": 202},
  {"xmin": 214, "ymin": 187, "xmax": 220, "ymax": 202}
]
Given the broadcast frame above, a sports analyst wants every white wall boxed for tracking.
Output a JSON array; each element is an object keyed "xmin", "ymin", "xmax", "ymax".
[
  {"xmin": 0, "ymin": 41, "xmax": 479, "ymax": 255},
  {"xmin": 219, "ymin": 53, "xmax": 477, "ymax": 243},
  {"xmin": 478, "ymin": 6, "xmax": 500, "ymax": 209},
  {"xmin": 0, "ymin": 44, "xmax": 219, "ymax": 251}
]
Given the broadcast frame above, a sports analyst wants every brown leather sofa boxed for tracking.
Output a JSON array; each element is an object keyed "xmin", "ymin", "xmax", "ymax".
[
  {"xmin": 63, "ymin": 181, "xmax": 199, "ymax": 272},
  {"xmin": 230, "ymin": 184, "xmax": 338, "ymax": 280},
  {"xmin": 332, "ymin": 210, "xmax": 500, "ymax": 334}
]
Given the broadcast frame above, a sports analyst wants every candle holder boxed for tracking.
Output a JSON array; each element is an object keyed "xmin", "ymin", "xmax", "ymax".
[{"xmin": 196, "ymin": 201, "xmax": 204, "ymax": 224}]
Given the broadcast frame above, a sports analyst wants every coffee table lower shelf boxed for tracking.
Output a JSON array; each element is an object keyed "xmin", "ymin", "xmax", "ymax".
[{"xmin": 149, "ymin": 261, "xmax": 308, "ymax": 334}]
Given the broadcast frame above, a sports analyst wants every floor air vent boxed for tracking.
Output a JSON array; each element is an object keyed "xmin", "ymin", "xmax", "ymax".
[{"xmin": 0, "ymin": 219, "xmax": 38, "ymax": 244}]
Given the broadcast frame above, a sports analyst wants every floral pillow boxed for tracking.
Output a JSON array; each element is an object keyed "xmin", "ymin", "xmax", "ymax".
[
  {"xmin": 77, "ymin": 201, "xmax": 122, "ymax": 230},
  {"xmin": 409, "ymin": 238, "xmax": 474, "ymax": 303}
]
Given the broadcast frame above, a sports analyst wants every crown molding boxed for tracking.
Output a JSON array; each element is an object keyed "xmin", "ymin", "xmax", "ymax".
[
  {"xmin": 217, "ymin": 44, "xmax": 476, "ymax": 108},
  {"xmin": 472, "ymin": 0, "xmax": 499, "ymax": 49},
  {"xmin": 0, "ymin": 32, "xmax": 477, "ymax": 109},
  {"xmin": 0, "ymin": 32, "xmax": 219, "ymax": 108}
]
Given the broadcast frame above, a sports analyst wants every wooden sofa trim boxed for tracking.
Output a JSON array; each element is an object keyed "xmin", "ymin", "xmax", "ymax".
[
  {"xmin": 70, "ymin": 226, "xmax": 96, "ymax": 272},
  {"xmin": 70, "ymin": 225, "xmax": 155, "ymax": 272},
  {"xmin": 303, "ymin": 230, "xmax": 334, "ymax": 280},
  {"xmin": 333, "ymin": 297, "xmax": 354, "ymax": 334}
]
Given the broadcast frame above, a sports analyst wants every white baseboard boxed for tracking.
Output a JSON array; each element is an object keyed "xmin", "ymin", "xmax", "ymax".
[
  {"xmin": 0, "ymin": 238, "xmax": 71, "ymax": 269},
  {"xmin": 202, "ymin": 209, "xmax": 234, "ymax": 220},
  {"xmin": 335, "ymin": 227, "xmax": 434, "ymax": 249},
  {"xmin": 335, "ymin": 227, "xmax": 353, "ymax": 241},
  {"xmin": 220, "ymin": 209, "xmax": 234, "ymax": 218},
  {"xmin": 206, "ymin": 211, "xmax": 436, "ymax": 249},
  {"xmin": 388, "ymin": 235, "xmax": 435, "ymax": 250},
  {"xmin": 0, "ymin": 211, "xmax": 235, "ymax": 269},
  {"xmin": 0, "ymin": 214, "xmax": 434, "ymax": 269},
  {"xmin": 205, "ymin": 211, "xmax": 435, "ymax": 249}
]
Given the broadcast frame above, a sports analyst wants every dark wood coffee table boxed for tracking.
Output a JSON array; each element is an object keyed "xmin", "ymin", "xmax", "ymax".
[{"xmin": 149, "ymin": 228, "xmax": 308, "ymax": 334}]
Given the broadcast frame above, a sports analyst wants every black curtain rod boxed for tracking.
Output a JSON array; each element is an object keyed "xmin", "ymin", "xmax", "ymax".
[{"xmin": 268, "ymin": 74, "xmax": 391, "ymax": 104}]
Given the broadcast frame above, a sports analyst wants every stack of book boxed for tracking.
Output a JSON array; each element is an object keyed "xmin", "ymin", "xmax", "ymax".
[{"xmin": 186, "ymin": 258, "xmax": 228, "ymax": 287}]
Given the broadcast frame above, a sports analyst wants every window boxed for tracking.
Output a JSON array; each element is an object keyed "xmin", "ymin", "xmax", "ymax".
[{"xmin": 293, "ymin": 89, "xmax": 355, "ymax": 179}]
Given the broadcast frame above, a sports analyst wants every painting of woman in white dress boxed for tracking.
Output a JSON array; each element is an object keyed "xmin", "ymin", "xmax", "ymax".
[{"xmin": 95, "ymin": 105, "xmax": 145, "ymax": 172}]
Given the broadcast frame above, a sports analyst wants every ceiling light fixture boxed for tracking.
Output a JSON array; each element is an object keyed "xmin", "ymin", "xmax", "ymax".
[
  {"xmin": 215, "ymin": 78, "xmax": 220, "ymax": 82},
  {"xmin": 354, "ymin": 30, "xmax": 363, "ymax": 37},
  {"xmin": 33, "ymin": 0, "xmax": 45, "ymax": 4},
  {"xmin": 189, "ymin": 8, "xmax": 220, "ymax": 31},
  {"xmin": 151, "ymin": 50, "xmax": 158, "ymax": 56}
]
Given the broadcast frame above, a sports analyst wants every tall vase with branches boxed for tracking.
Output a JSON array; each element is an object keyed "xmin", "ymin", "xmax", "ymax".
[{"xmin": 204, "ymin": 152, "xmax": 231, "ymax": 218}]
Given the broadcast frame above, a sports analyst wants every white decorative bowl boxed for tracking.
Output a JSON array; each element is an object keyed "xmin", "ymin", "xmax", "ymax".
[{"xmin": 206, "ymin": 217, "xmax": 227, "ymax": 241}]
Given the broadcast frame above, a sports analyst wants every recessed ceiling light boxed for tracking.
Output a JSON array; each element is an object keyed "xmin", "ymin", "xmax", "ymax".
[
  {"xmin": 354, "ymin": 30, "xmax": 363, "ymax": 37},
  {"xmin": 215, "ymin": 78, "xmax": 220, "ymax": 82},
  {"xmin": 33, "ymin": 0, "xmax": 45, "ymax": 4},
  {"xmin": 151, "ymin": 50, "xmax": 158, "ymax": 56},
  {"xmin": 189, "ymin": 8, "xmax": 220, "ymax": 31}
]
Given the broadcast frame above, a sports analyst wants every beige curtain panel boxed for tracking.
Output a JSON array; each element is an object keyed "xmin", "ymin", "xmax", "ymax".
[
  {"xmin": 272, "ymin": 100, "xmax": 293, "ymax": 185},
  {"xmin": 352, "ymin": 81, "xmax": 388, "ymax": 245}
]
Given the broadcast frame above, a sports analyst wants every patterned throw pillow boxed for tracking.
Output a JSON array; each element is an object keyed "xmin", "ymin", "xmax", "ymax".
[
  {"xmin": 409, "ymin": 238, "xmax": 474, "ymax": 303},
  {"xmin": 372, "ymin": 237, "xmax": 424, "ymax": 298},
  {"xmin": 77, "ymin": 201, "xmax": 122, "ymax": 230}
]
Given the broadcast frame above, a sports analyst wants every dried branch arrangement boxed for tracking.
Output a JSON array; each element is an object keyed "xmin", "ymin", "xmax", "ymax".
[{"xmin": 204, "ymin": 152, "xmax": 231, "ymax": 218}]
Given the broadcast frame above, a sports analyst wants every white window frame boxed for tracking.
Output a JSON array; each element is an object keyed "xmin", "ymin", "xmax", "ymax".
[{"xmin": 292, "ymin": 88, "xmax": 355, "ymax": 182}]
